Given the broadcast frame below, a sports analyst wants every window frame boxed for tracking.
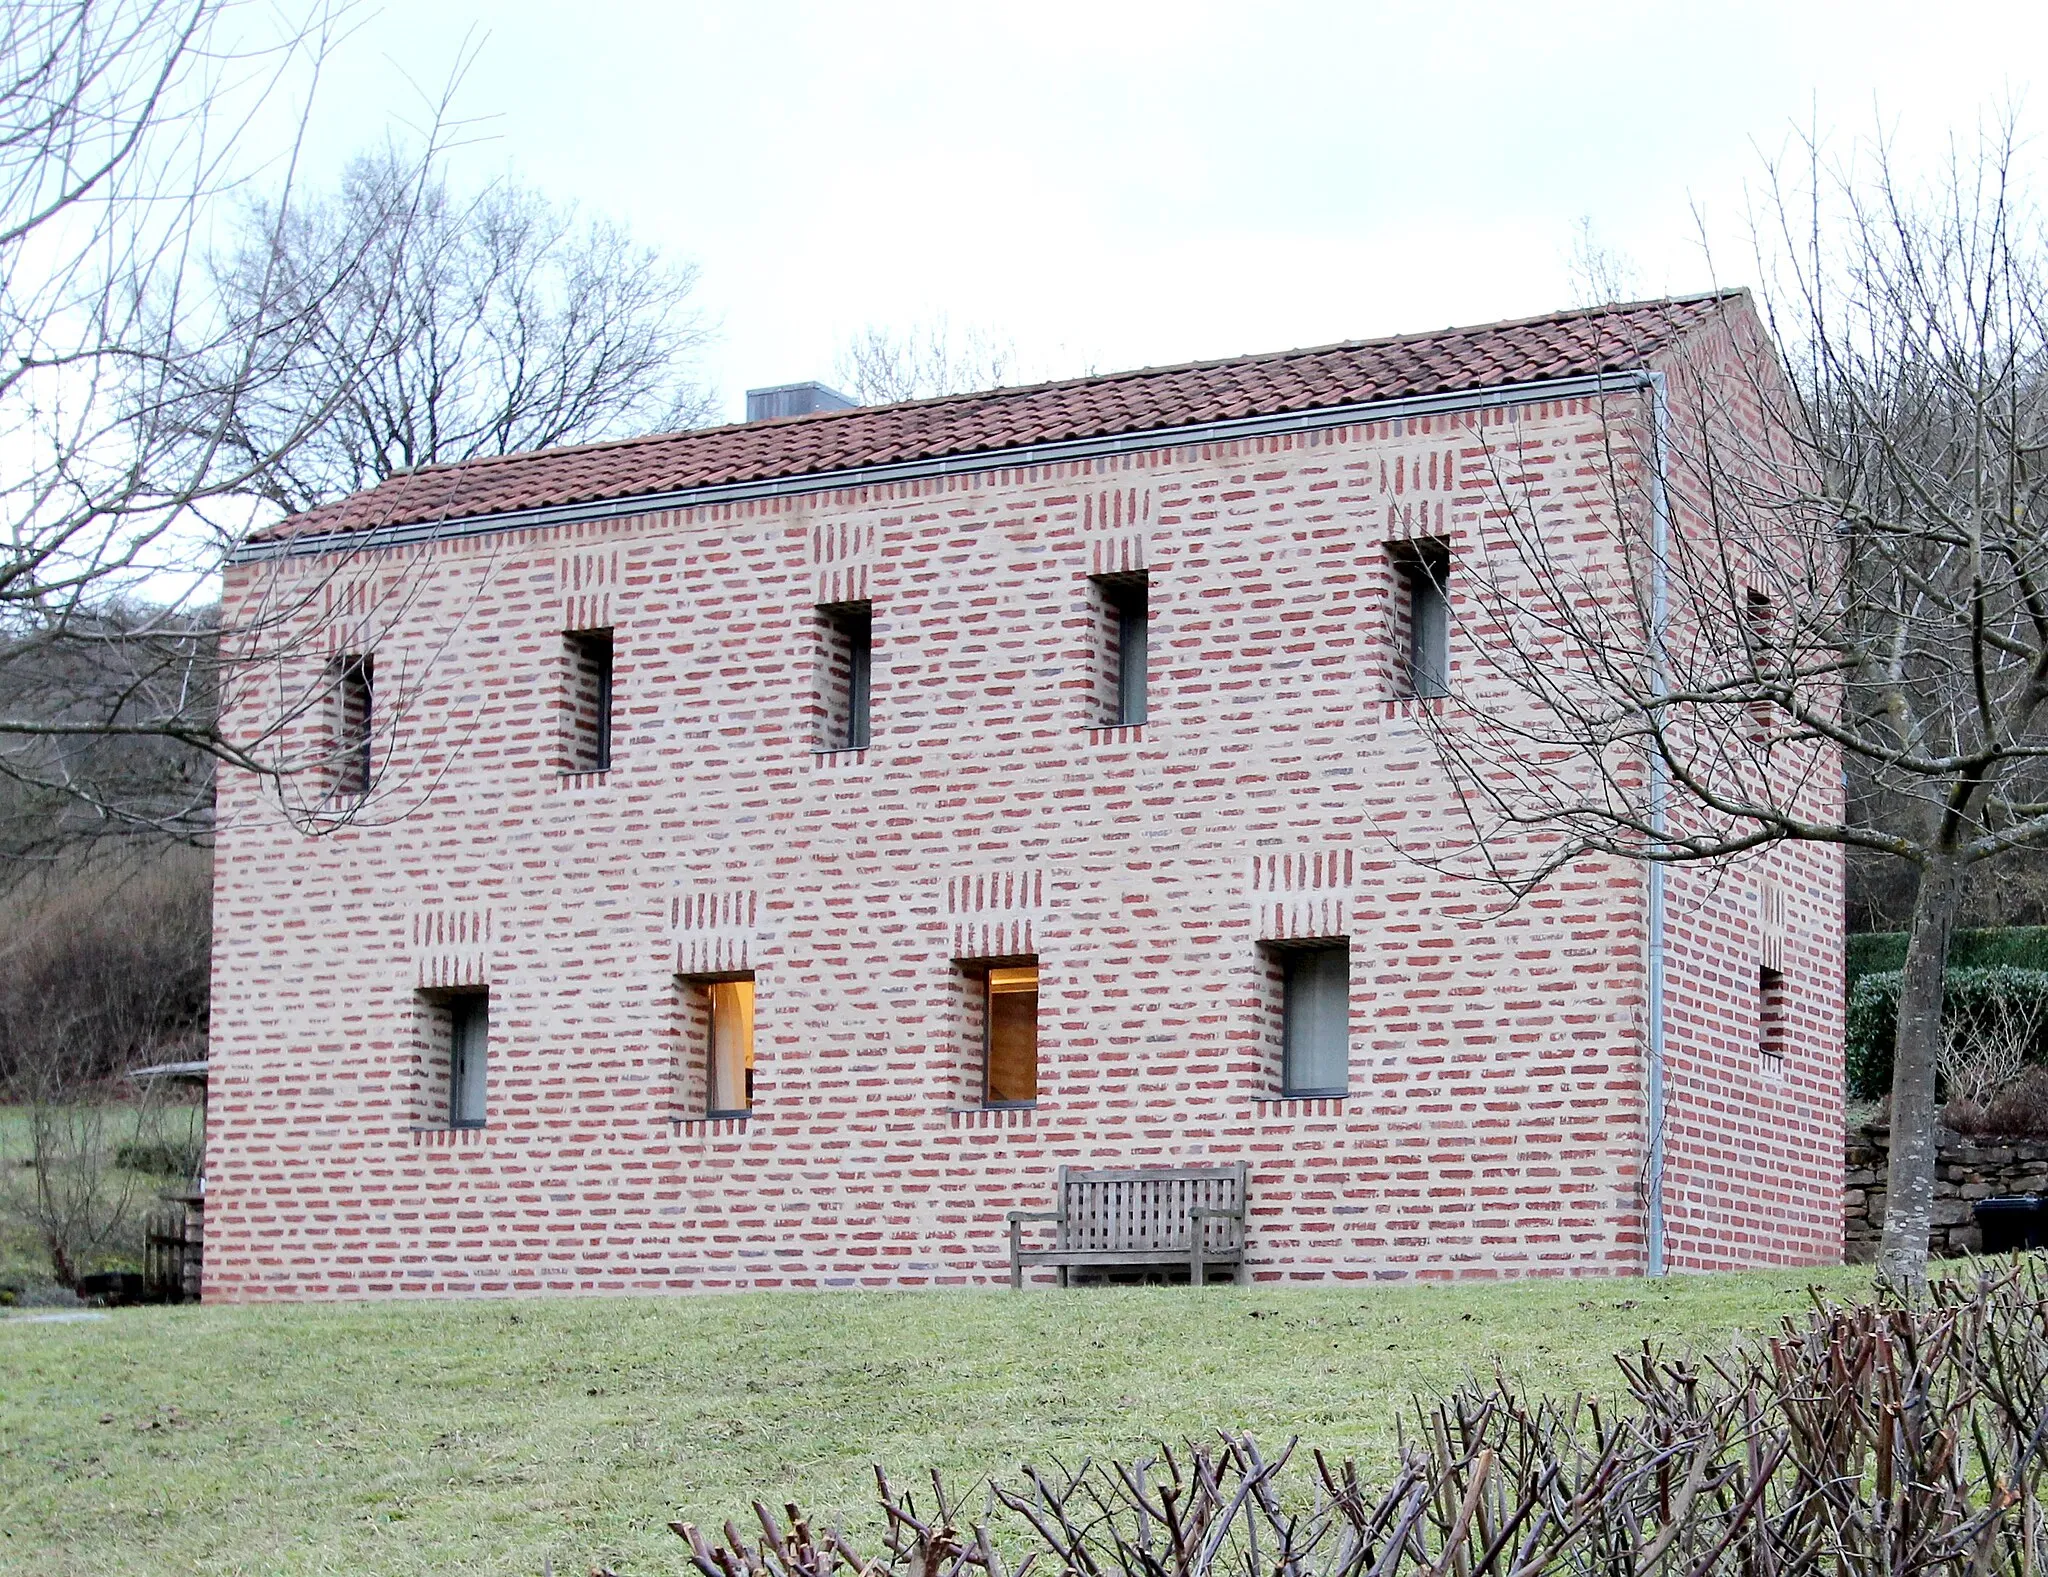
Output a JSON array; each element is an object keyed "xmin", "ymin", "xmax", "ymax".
[
  {"xmin": 1391, "ymin": 540, "xmax": 1451, "ymax": 700},
  {"xmin": 1276, "ymin": 941, "xmax": 1351, "ymax": 1098},
  {"xmin": 703, "ymin": 974, "xmax": 756, "ymax": 1118},
  {"xmin": 1093, "ymin": 572, "xmax": 1150, "ymax": 727},
  {"xmin": 335, "ymin": 653, "xmax": 373, "ymax": 797},
  {"xmin": 816, "ymin": 600, "xmax": 873, "ymax": 752},
  {"xmin": 564, "ymin": 627, "xmax": 616, "ymax": 773},
  {"xmin": 446, "ymin": 990, "xmax": 489, "ymax": 1129},
  {"xmin": 977, "ymin": 959, "xmax": 1040, "ymax": 1108}
]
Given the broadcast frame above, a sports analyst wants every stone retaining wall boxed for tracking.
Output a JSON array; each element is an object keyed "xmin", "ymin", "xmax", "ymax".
[{"xmin": 1845, "ymin": 1123, "xmax": 2048, "ymax": 1260}]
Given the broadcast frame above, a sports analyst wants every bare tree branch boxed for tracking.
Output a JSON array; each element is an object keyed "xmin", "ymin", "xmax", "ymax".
[
  {"xmin": 197, "ymin": 148, "xmax": 718, "ymax": 514},
  {"xmin": 834, "ymin": 316, "xmax": 1024, "ymax": 404},
  {"xmin": 1413, "ymin": 113, "xmax": 2048, "ymax": 1288}
]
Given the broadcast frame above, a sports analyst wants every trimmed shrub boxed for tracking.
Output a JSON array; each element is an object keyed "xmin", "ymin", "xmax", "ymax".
[
  {"xmin": 1847, "ymin": 931, "xmax": 1908, "ymax": 984},
  {"xmin": 1848, "ymin": 925, "xmax": 2048, "ymax": 988},
  {"xmin": 1846, "ymin": 965, "xmax": 2048, "ymax": 1101},
  {"xmin": 114, "ymin": 1139, "xmax": 201, "ymax": 1177}
]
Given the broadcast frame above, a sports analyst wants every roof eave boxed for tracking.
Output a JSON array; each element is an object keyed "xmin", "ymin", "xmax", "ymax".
[{"xmin": 234, "ymin": 367, "xmax": 1661, "ymax": 564}]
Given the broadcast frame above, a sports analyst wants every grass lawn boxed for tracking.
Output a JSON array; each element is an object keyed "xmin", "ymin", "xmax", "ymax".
[{"xmin": 0, "ymin": 1268, "xmax": 1870, "ymax": 1576}]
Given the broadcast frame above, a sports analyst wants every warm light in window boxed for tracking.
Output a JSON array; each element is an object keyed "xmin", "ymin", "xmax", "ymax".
[
  {"xmin": 708, "ymin": 978, "xmax": 755, "ymax": 1114},
  {"xmin": 985, "ymin": 965, "xmax": 1039, "ymax": 1105}
]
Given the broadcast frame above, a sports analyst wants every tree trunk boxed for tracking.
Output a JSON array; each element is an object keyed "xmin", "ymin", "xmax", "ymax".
[{"xmin": 1877, "ymin": 856, "xmax": 1965, "ymax": 1291}]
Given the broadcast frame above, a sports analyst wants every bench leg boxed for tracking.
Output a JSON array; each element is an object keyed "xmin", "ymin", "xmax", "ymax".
[
  {"xmin": 1191, "ymin": 1237, "xmax": 1206, "ymax": 1288},
  {"xmin": 1009, "ymin": 1219, "xmax": 1022, "ymax": 1291}
]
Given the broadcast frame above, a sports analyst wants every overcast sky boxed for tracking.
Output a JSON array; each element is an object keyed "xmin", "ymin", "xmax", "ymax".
[{"xmin": 282, "ymin": 1, "xmax": 2046, "ymax": 424}]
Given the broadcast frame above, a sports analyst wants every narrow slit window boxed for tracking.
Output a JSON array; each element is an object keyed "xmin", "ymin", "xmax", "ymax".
[
  {"xmin": 1745, "ymin": 587, "xmax": 1774, "ymax": 655},
  {"xmin": 1759, "ymin": 965, "xmax": 1787, "ymax": 1069},
  {"xmin": 1280, "ymin": 944, "xmax": 1350, "ymax": 1097},
  {"xmin": 1394, "ymin": 541, "xmax": 1451, "ymax": 699},
  {"xmin": 336, "ymin": 654, "xmax": 373, "ymax": 796},
  {"xmin": 1095, "ymin": 574, "xmax": 1150, "ymax": 726},
  {"xmin": 984, "ymin": 963, "xmax": 1039, "ymax": 1106},
  {"xmin": 448, "ymin": 992, "xmax": 489, "ymax": 1128},
  {"xmin": 707, "ymin": 977, "xmax": 756, "ymax": 1116},
  {"xmin": 816, "ymin": 601, "xmax": 872, "ymax": 751},
  {"xmin": 1745, "ymin": 589, "xmax": 1779, "ymax": 739},
  {"xmin": 564, "ymin": 629, "xmax": 615, "ymax": 772}
]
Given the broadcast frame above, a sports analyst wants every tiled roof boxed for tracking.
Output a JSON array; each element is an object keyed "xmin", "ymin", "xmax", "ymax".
[{"xmin": 264, "ymin": 292, "xmax": 1738, "ymax": 541}]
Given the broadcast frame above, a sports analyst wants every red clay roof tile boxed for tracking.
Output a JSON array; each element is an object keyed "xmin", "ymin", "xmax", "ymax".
[{"xmin": 262, "ymin": 292, "xmax": 1738, "ymax": 542}]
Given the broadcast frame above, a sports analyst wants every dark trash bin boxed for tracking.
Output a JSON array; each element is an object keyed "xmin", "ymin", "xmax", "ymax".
[{"xmin": 1974, "ymin": 1195, "xmax": 2048, "ymax": 1254}]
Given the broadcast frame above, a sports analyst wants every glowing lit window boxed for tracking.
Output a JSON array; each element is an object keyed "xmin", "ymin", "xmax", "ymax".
[
  {"xmin": 707, "ymin": 978, "xmax": 755, "ymax": 1115},
  {"xmin": 984, "ymin": 964, "xmax": 1039, "ymax": 1105}
]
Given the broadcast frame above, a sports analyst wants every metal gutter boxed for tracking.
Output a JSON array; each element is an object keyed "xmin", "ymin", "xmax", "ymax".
[
  {"xmin": 1644, "ymin": 368, "xmax": 1673, "ymax": 1277},
  {"xmin": 125, "ymin": 1060, "xmax": 210, "ymax": 1083},
  {"xmin": 231, "ymin": 369, "xmax": 1651, "ymax": 563}
]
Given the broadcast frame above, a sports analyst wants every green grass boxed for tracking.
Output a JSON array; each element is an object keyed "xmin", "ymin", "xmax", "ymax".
[{"xmin": 0, "ymin": 1269, "xmax": 1870, "ymax": 1576}]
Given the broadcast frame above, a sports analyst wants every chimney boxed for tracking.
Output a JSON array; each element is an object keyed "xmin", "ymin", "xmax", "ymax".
[{"xmin": 745, "ymin": 382, "xmax": 857, "ymax": 422}]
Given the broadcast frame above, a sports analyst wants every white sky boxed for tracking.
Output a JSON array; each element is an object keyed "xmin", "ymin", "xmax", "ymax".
[{"xmin": 272, "ymin": 0, "xmax": 2047, "ymax": 424}]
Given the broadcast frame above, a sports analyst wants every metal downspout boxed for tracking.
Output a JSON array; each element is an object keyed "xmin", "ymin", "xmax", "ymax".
[{"xmin": 1645, "ymin": 370, "xmax": 1673, "ymax": 1277}]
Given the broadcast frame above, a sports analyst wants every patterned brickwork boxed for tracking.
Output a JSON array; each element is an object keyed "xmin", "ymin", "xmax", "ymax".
[{"xmin": 206, "ymin": 371, "xmax": 1843, "ymax": 1300}]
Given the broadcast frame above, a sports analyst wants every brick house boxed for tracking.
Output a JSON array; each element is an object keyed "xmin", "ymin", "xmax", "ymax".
[{"xmin": 205, "ymin": 292, "xmax": 1844, "ymax": 1300}]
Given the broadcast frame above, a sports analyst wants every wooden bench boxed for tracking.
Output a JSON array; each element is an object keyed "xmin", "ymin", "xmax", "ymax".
[{"xmin": 1007, "ymin": 1163, "xmax": 1248, "ymax": 1288}]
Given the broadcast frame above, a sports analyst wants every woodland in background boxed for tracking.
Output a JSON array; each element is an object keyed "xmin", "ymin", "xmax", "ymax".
[
  {"xmin": 0, "ymin": 624, "xmax": 212, "ymax": 1289},
  {"xmin": 0, "ymin": 606, "xmax": 217, "ymax": 1090},
  {"xmin": 0, "ymin": 852, "xmax": 210, "ymax": 1091},
  {"xmin": 0, "ymin": 842, "xmax": 210, "ymax": 1290},
  {"xmin": 1848, "ymin": 832, "xmax": 2048, "ymax": 931}
]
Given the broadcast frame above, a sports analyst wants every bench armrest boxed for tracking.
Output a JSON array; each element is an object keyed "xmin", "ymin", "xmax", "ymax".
[
  {"xmin": 1189, "ymin": 1205, "xmax": 1243, "ymax": 1221},
  {"xmin": 1008, "ymin": 1208, "xmax": 1065, "ymax": 1291}
]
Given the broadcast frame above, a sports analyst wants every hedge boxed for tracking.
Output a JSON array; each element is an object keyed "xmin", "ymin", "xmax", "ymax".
[
  {"xmin": 113, "ymin": 1140, "xmax": 201, "ymax": 1177},
  {"xmin": 1848, "ymin": 926, "xmax": 2048, "ymax": 987},
  {"xmin": 1845, "ymin": 965, "xmax": 2048, "ymax": 1100}
]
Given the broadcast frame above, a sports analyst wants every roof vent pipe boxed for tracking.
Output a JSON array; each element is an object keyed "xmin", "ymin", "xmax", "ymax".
[{"xmin": 746, "ymin": 382, "xmax": 857, "ymax": 422}]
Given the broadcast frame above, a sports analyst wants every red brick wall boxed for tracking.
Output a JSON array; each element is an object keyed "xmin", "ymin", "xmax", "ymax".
[
  {"xmin": 205, "ymin": 393, "xmax": 1842, "ymax": 1300},
  {"xmin": 1649, "ymin": 317, "xmax": 1847, "ymax": 1269}
]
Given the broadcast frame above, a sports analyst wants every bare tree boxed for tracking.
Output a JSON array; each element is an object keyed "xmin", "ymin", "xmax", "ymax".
[
  {"xmin": 834, "ymin": 316, "xmax": 1023, "ymax": 404},
  {"xmin": 0, "ymin": 5, "xmax": 692, "ymax": 864},
  {"xmin": 203, "ymin": 147, "xmax": 717, "ymax": 514},
  {"xmin": 0, "ymin": 1, "xmax": 451, "ymax": 860},
  {"xmin": 1566, "ymin": 215, "xmax": 1642, "ymax": 307},
  {"xmin": 1409, "ymin": 121, "xmax": 2048, "ymax": 1288},
  {"xmin": 0, "ymin": 2, "xmax": 701, "ymax": 1281}
]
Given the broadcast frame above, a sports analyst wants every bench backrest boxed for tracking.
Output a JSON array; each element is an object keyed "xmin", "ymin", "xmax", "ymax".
[{"xmin": 1056, "ymin": 1163, "xmax": 1247, "ymax": 1254}]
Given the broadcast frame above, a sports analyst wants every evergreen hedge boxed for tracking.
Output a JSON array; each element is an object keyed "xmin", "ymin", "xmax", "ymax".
[
  {"xmin": 1845, "ymin": 965, "xmax": 2048, "ymax": 1100},
  {"xmin": 1847, "ymin": 925, "xmax": 2048, "ymax": 987}
]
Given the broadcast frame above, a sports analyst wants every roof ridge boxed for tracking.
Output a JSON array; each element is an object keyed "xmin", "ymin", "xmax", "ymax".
[
  {"xmin": 392, "ymin": 290, "xmax": 1741, "ymax": 482},
  {"xmin": 258, "ymin": 291, "xmax": 1751, "ymax": 545}
]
